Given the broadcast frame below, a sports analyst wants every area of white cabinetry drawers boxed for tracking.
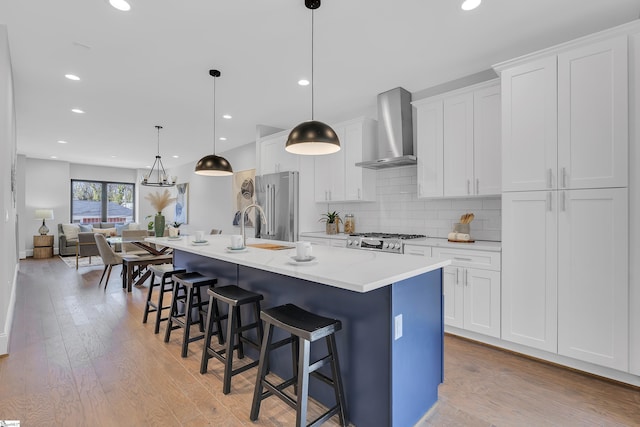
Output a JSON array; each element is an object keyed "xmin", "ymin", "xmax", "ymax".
[
  {"xmin": 432, "ymin": 247, "xmax": 500, "ymax": 270},
  {"xmin": 403, "ymin": 244, "xmax": 432, "ymax": 257}
]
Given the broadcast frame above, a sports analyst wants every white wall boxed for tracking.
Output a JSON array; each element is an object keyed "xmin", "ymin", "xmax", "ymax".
[
  {"xmin": 327, "ymin": 166, "xmax": 502, "ymax": 241},
  {"xmin": 0, "ymin": 25, "xmax": 19, "ymax": 355},
  {"xmin": 22, "ymin": 159, "xmax": 139, "ymax": 256},
  {"xmin": 138, "ymin": 142, "xmax": 257, "ymax": 237}
]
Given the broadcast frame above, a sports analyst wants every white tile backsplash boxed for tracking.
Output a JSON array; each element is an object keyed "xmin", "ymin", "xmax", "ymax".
[{"xmin": 328, "ymin": 166, "xmax": 502, "ymax": 241}]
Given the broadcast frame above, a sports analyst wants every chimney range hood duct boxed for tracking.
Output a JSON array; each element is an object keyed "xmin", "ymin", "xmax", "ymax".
[{"xmin": 356, "ymin": 87, "xmax": 416, "ymax": 169}]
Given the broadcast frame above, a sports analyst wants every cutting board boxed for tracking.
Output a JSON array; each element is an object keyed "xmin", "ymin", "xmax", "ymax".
[{"xmin": 247, "ymin": 243, "xmax": 294, "ymax": 250}]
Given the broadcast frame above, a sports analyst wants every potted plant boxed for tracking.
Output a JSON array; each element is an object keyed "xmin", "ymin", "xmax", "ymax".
[
  {"xmin": 144, "ymin": 189, "xmax": 176, "ymax": 237},
  {"xmin": 319, "ymin": 211, "xmax": 342, "ymax": 235},
  {"xmin": 169, "ymin": 221, "xmax": 182, "ymax": 236}
]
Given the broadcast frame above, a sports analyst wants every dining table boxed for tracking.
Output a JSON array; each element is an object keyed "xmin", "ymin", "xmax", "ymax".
[{"xmin": 106, "ymin": 236, "xmax": 174, "ymax": 291}]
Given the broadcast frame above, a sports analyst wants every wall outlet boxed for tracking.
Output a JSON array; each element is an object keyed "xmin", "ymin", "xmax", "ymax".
[{"xmin": 394, "ymin": 314, "xmax": 403, "ymax": 340}]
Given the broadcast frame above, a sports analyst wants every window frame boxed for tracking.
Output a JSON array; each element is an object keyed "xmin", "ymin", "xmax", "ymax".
[{"xmin": 70, "ymin": 179, "xmax": 136, "ymax": 223}]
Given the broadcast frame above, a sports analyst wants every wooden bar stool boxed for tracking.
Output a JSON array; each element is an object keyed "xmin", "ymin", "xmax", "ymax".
[
  {"xmin": 143, "ymin": 264, "xmax": 186, "ymax": 334},
  {"xmin": 250, "ymin": 303, "xmax": 348, "ymax": 427},
  {"xmin": 164, "ymin": 272, "xmax": 216, "ymax": 357},
  {"xmin": 200, "ymin": 285, "xmax": 264, "ymax": 394}
]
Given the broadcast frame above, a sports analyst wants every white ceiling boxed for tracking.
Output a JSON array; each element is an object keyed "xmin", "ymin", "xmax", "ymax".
[{"xmin": 1, "ymin": 0, "xmax": 638, "ymax": 171}]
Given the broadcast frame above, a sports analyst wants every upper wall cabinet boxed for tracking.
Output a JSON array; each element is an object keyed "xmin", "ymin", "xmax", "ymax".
[
  {"xmin": 314, "ymin": 117, "xmax": 377, "ymax": 202},
  {"xmin": 413, "ymin": 80, "xmax": 502, "ymax": 198},
  {"xmin": 256, "ymin": 129, "xmax": 299, "ymax": 175},
  {"xmin": 499, "ymin": 36, "xmax": 628, "ymax": 192}
]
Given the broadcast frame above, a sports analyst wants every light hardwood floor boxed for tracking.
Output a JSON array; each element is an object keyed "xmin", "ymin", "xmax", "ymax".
[{"xmin": 1, "ymin": 257, "xmax": 639, "ymax": 426}]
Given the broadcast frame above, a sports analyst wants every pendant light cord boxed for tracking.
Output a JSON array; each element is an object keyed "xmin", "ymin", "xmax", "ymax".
[
  {"xmin": 311, "ymin": 9, "xmax": 315, "ymax": 121},
  {"xmin": 212, "ymin": 75, "xmax": 217, "ymax": 155}
]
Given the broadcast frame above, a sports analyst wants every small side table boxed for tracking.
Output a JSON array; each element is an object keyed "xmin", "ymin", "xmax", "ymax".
[{"xmin": 33, "ymin": 235, "xmax": 54, "ymax": 259}]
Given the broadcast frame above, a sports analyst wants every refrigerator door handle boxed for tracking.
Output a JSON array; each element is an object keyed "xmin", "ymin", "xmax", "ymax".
[{"xmin": 268, "ymin": 184, "xmax": 276, "ymax": 236}]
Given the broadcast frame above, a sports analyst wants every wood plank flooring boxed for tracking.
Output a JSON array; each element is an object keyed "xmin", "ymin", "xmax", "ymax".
[{"xmin": 1, "ymin": 257, "xmax": 639, "ymax": 426}]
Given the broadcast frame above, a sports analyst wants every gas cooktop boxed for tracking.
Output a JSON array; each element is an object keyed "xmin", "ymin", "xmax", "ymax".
[
  {"xmin": 349, "ymin": 232, "xmax": 426, "ymax": 240},
  {"xmin": 346, "ymin": 232, "xmax": 426, "ymax": 253}
]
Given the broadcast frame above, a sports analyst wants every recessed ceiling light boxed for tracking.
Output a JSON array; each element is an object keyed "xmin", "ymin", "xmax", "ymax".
[
  {"xmin": 109, "ymin": 0, "xmax": 131, "ymax": 11},
  {"xmin": 222, "ymin": 114, "xmax": 232, "ymax": 119},
  {"xmin": 57, "ymin": 140, "xmax": 68, "ymax": 144},
  {"xmin": 65, "ymin": 74, "xmax": 80, "ymax": 81},
  {"xmin": 145, "ymin": 165, "xmax": 152, "ymax": 169},
  {"xmin": 111, "ymin": 155, "xmax": 117, "ymax": 158},
  {"xmin": 50, "ymin": 156, "xmax": 57, "ymax": 159},
  {"xmin": 172, "ymin": 155, "xmax": 179, "ymax": 158},
  {"xmin": 219, "ymin": 137, "xmax": 227, "ymax": 141},
  {"xmin": 461, "ymin": 0, "xmax": 481, "ymax": 11},
  {"xmin": 71, "ymin": 108, "xmax": 84, "ymax": 114},
  {"xmin": 298, "ymin": 79, "xmax": 310, "ymax": 86}
]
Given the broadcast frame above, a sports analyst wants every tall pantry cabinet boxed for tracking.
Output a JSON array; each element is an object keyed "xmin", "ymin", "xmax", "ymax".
[{"xmin": 497, "ymin": 31, "xmax": 630, "ymax": 371}]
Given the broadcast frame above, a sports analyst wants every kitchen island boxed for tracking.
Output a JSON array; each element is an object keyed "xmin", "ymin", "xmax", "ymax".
[{"xmin": 147, "ymin": 235, "xmax": 450, "ymax": 427}]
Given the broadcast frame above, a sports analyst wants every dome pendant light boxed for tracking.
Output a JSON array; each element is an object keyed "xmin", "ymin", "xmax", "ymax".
[
  {"xmin": 285, "ymin": 0, "xmax": 340, "ymax": 155},
  {"xmin": 195, "ymin": 69, "xmax": 234, "ymax": 176},
  {"xmin": 141, "ymin": 125, "xmax": 176, "ymax": 187}
]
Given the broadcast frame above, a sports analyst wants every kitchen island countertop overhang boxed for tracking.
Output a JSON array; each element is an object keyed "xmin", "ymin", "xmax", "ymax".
[{"xmin": 145, "ymin": 235, "xmax": 451, "ymax": 293}]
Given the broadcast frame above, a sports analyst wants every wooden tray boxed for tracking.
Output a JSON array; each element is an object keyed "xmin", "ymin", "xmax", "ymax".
[
  {"xmin": 246, "ymin": 243, "xmax": 294, "ymax": 250},
  {"xmin": 448, "ymin": 239, "xmax": 476, "ymax": 243}
]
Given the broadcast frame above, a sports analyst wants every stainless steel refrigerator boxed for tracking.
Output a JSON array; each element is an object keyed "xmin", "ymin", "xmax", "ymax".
[{"xmin": 254, "ymin": 171, "xmax": 299, "ymax": 242}]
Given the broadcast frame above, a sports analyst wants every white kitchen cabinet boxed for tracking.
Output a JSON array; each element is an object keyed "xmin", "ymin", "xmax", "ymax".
[
  {"xmin": 314, "ymin": 117, "xmax": 376, "ymax": 202},
  {"xmin": 557, "ymin": 37, "xmax": 628, "ymax": 190},
  {"xmin": 414, "ymin": 80, "xmax": 501, "ymax": 198},
  {"xmin": 402, "ymin": 244, "xmax": 431, "ymax": 257},
  {"xmin": 314, "ymin": 148, "xmax": 345, "ymax": 202},
  {"xmin": 557, "ymin": 188, "xmax": 628, "ymax": 370},
  {"xmin": 415, "ymin": 99, "xmax": 444, "ymax": 198},
  {"xmin": 433, "ymin": 247, "xmax": 501, "ymax": 338},
  {"xmin": 257, "ymin": 130, "xmax": 299, "ymax": 175},
  {"xmin": 473, "ymin": 84, "xmax": 502, "ymax": 195},
  {"xmin": 500, "ymin": 36, "xmax": 628, "ymax": 192},
  {"xmin": 501, "ymin": 191, "xmax": 558, "ymax": 353},
  {"xmin": 442, "ymin": 92, "xmax": 474, "ymax": 197}
]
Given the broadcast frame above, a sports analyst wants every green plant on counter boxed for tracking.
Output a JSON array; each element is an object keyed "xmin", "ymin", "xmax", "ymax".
[
  {"xmin": 170, "ymin": 221, "xmax": 182, "ymax": 228},
  {"xmin": 319, "ymin": 211, "xmax": 342, "ymax": 224}
]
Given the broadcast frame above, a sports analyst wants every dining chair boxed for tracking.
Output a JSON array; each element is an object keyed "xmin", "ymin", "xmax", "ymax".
[
  {"xmin": 94, "ymin": 233, "xmax": 125, "ymax": 291},
  {"xmin": 76, "ymin": 232, "xmax": 100, "ymax": 269}
]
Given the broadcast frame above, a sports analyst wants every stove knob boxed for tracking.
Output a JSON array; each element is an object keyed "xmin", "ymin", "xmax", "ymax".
[
  {"xmin": 394, "ymin": 243, "xmax": 401, "ymax": 250},
  {"xmin": 384, "ymin": 242, "xmax": 391, "ymax": 249},
  {"xmin": 347, "ymin": 240, "xmax": 352, "ymax": 246}
]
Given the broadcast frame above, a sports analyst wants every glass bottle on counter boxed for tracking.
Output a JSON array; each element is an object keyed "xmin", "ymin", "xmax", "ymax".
[{"xmin": 344, "ymin": 214, "xmax": 355, "ymax": 234}]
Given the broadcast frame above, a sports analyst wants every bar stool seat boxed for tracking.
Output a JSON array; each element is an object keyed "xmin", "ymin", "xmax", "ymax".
[
  {"xmin": 143, "ymin": 264, "xmax": 186, "ymax": 334},
  {"xmin": 250, "ymin": 303, "xmax": 348, "ymax": 427},
  {"xmin": 200, "ymin": 285, "xmax": 264, "ymax": 394},
  {"xmin": 164, "ymin": 272, "xmax": 217, "ymax": 357}
]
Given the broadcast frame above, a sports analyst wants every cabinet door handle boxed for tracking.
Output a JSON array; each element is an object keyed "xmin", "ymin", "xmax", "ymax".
[
  {"xmin": 418, "ymin": 183, "xmax": 422, "ymax": 196},
  {"xmin": 476, "ymin": 178, "xmax": 479, "ymax": 194},
  {"xmin": 453, "ymin": 257, "xmax": 472, "ymax": 261},
  {"xmin": 547, "ymin": 168, "xmax": 553, "ymax": 189},
  {"xmin": 561, "ymin": 191, "xmax": 566, "ymax": 212},
  {"xmin": 547, "ymin": 192, "xmax": 552, "ymax": 212},
  {"xmin": 329, "ymin": 191, "xmax": 332, "ymax": 201},
  {"xmin": 358, "ymin": 188, "xmax": 361, "ymax": 199},
  {"xmin": 465, "ymin": 269, "xmax": 469, "ymax": 286},
  {"xmin": 467, "ymin": 179, "xmax": 471, "ymax": 195},
  {"xmin": 561, "ymin": 167, "xmax": 567, "ymax": 188},
  {"xmin": 456, "ymin": 268, "xmax": 460, "ymax": 285}
]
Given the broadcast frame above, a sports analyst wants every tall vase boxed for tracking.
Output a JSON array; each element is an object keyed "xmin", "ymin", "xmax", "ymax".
[{"xmin": 154, "ymin": 213, "xmax": 165, "ymax": 237}]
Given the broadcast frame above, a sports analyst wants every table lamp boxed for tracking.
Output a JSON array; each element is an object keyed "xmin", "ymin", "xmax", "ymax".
[{"xmin": 34, "ymin": 209, "xmax": 54, "ymax": 235}]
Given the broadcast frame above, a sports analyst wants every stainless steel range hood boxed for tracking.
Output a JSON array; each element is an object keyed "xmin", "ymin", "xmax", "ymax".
[{"xmin": 356, "ymin": 87, "xmax": 416, "ymax": 169}]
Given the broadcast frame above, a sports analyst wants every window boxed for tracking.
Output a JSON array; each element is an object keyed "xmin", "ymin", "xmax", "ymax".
[{"xmin": 71, "ymin": 180, "xmax": 135, "ymax": 223}]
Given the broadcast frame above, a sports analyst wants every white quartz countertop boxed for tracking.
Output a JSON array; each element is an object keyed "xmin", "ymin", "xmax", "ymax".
[
  {"xmin": 146, "ymin": 235, "xmax": 450, "ymax": 293},
  {"xmin": 300, "ymin": 232, "xmax": 501, "ymax": 252}
]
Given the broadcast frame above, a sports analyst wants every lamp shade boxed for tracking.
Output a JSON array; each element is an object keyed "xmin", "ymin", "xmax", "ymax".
[
  {"xmin": 194, "ymin": 154, "xmax": 233, "ymax": 176},
  {"xmin": 285, "ymin": 120, "xmax": 341, "ymax": 155},
  {"xmin": 34, "ymin": 209, "xmax": 54, "ymax": 220}
]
